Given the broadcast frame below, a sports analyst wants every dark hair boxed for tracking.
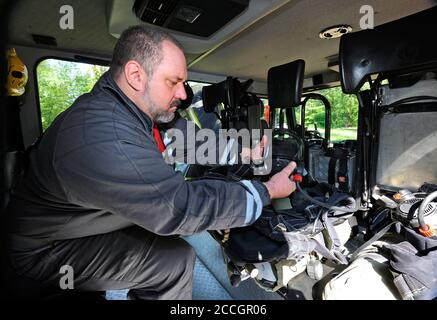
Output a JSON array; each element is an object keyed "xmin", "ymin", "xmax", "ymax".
[{"xmin": 110, "ymin": 25, "xmax": 183, "ymax": 77}]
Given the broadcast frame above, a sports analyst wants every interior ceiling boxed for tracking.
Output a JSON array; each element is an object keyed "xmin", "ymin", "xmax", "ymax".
[
  {"xmin": 9, "ymin": 0, "xmax": 115, "ymax": 58},
  {"xmin": 8, "ymin": 0, "xmax": 437, "ymax": 81},
  {"xmin": 190, "ymin": 0, "xmax": 436, "ymax": 81}
]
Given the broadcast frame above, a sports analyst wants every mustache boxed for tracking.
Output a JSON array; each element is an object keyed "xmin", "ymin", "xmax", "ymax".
[{"xmin": 170, "ymin": 100, "xmax": 181, "ymax": 108}]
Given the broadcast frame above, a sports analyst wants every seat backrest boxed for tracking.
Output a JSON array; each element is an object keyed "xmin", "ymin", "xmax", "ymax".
[
  {"xmin": 267, "ymin": 59, "xmax": 305, "ymax": 109},
  {"xmin": 339, "ymin": 6, "xmax": 437, "ymax": 94}
]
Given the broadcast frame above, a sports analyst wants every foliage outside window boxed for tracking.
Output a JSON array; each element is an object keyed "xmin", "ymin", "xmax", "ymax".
[
  {"xmin": 37, "ymin": 59, "xmax": 108, "ymax": 131},
  {"xmin": 296, "ymin": 86, "xmax": 359, "ymax": 141},
  {"xmin": 36, "ymin": 60, "xmax": 361, "ymax": 142}
]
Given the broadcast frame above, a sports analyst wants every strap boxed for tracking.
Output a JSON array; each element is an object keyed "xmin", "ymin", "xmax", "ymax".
[
  {"xmin": 327, "ymin": 147, "xmax": 350, "ymax": 191},
  {"xmin": 337, "ymin": 158, "xmax": 349, "ymax": 192},
  {"xmin": 328, "ymin": 157, "xmax": 337, "ymax": 185},
  {"xmin": 318, "ymin": 211, "xmax": 348, "ymax": 264},
  {"xmin": 326, "ymin": 147, "xmax": 349, "ymax": 158},
  {"xmin": 312, "ymin": 237, "xmax": 348, "ymax": 264},
  {"xmin": 152, "ymin": 124, "xmax": 165, "ymax": 153},
  {"xmin": 349, "ymin": 221, "xmax": 397, "ymax": 262},
  {"xmin": 279, "ymin": 108, "xmax": 284, "ymax": 130}
]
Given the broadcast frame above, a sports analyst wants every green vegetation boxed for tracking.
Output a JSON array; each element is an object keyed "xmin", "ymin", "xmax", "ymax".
[
  {"xmin": 319, "ymin": 127, "xmax": 357, "ymax": 141},
  {"xmin": 306, "ymin": 86, "xmax": 358, "ymax": 129},
  {"xmin": 37, "ymin": 59, "xmax": 108, "ymax": 131},
  {"xmin": 295, "ymin": 86, "xmax": 359, "ymax": 141}
]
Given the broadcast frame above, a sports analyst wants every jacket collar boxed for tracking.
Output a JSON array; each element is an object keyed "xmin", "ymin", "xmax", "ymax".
[{"xmin": 95, "ymin": 71, "xmax": 153, "ymax": 133}]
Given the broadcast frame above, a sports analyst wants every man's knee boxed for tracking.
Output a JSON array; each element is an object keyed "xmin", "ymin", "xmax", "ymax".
[
  {"xmin": 148, "ymin": 236, "xmax": 196, "ymax": 278},
  {"xmin": 129, "ymin": 236, "xmax": 196, "ymax": 299}
]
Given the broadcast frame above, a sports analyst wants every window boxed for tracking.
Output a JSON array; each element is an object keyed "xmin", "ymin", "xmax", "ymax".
[
  {"xmin": 36, "ymin": 59, "xmax": 108, "ymax": 131},
  {"xmin": 296, "ymin": 86, "xmax": 359, "ymax": 142}
]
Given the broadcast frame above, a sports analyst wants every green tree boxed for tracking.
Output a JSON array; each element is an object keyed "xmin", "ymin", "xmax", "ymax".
[
  {"xmin": 318, "ymin": 86, "xmax": 358, "ymax": 128},
  {"xmin": 37, "ymin": 59, "xmax": 108, "ymax": 131},
  {"xmin": 299, "ymin": 87, "xmax": 359, "ymax": 129}
]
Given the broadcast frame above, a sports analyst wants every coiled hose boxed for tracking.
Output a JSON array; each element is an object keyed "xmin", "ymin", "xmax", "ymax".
[{"xmin": 418, "ymin": 190, "xmax": 437, "ymax": 230}]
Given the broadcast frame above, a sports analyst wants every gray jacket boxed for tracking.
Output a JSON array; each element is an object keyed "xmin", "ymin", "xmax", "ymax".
[{"xmin": 8, "ymin": 72, "xmax": 269, "ymax": 253}]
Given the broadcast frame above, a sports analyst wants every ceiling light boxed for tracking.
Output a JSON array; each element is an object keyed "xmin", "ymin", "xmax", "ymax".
[{"xmin": 319, "ymin": 25, "xmax": 352, "ymax": 39}]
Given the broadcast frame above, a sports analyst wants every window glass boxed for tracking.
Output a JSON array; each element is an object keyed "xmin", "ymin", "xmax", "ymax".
[
  {"xmin": 295, "ymin": 86, "xmax": 359, "ymax": 141},
  {"xmin": 37, "ymin": 58, "xmax": 108, "ymax": 131}
]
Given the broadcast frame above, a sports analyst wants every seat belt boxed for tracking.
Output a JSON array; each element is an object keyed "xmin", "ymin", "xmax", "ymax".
[
  {"xmin": 337, "ymin": 158, "xmax": 349, "ymax": 192},
  {"xmin": 328, "ymin": 157, "xmax": 337, "ymax": 185},
  {"xmin": 327, "ymin": 148, "xmax": 349, "ymax": 192}
]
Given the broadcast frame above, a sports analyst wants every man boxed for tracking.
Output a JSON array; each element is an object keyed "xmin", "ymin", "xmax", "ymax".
[{"xmin": 6, "ymin": 25, "xmax": 296, "ymax": 300}]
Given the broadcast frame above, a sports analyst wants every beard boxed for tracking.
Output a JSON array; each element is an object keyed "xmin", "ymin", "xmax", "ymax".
[{"xmin": 143, "ymin": 88, "xmax": 180, "ymax": 124}]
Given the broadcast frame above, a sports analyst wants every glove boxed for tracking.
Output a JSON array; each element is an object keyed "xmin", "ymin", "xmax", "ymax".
[{"xmin": 387, "ymin": 241, "xmax": 437, "ymax": 300}]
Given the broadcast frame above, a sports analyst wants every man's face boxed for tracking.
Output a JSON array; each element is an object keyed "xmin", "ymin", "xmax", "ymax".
[{"xmin": 143, "ymin": 40, "xmax": 188, "ymax": 123}]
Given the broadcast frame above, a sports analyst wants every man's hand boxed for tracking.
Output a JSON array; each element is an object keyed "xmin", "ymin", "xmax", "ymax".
[
  {"xmin": 240, "ymin": 135, "xmax": 268, "ymax": 165},
  {"xmin": 263, "ymin": 161, "xmax": 297, "ymax": 199}
]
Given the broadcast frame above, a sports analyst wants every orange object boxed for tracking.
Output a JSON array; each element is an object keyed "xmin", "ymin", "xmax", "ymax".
[
  {"xmin": 292, "ymin": 174, "xmax": 303, "ymax": 183},
  {"xmin": 393, "ymin": 193, "xmax": 402, "ymax": 201},
  {"xmin": 264, "ymin": 105, "xmax": 270, "ymax": 125},
  {"xmin": 6, "ymin": 48, "xmax": 28, "ymax": 96},
  {"xmin": 418, "ymin": 224, "xmax": 435, "ymax": 238}
]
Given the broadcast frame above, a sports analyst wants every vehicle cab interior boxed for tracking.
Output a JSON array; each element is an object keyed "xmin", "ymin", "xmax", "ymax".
[{"xmin": 1, "ymin": 0, "xmax": 437, "ymax": 300}]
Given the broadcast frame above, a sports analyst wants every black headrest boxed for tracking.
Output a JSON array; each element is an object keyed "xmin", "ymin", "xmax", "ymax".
[
  {"xmin": 202, "ymin": 77, "xmax": 253, "ymax": 112},
  {"xmin": 267, "ymin": 59, "xmax": 305, "ymax": 108},
  {"xmin": 340, "ymin": 6, "xmax": 437, "ymax": 94},
  {"xmin": 202, "ymin": 77, "xmax": 236, "ymax": 112}
]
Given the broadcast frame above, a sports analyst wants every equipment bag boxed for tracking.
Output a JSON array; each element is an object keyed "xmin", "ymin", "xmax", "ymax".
[{"xmin": 221, "ymin": 183, "xmax": 356, "ymax": 265}]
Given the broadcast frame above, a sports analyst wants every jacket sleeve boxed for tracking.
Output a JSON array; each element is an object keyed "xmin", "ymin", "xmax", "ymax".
[{"xmin": 54, "ymin": 123, "xmax": 270, "ymax": 236}]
